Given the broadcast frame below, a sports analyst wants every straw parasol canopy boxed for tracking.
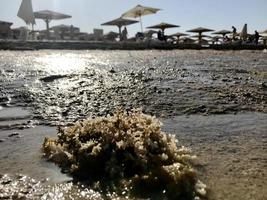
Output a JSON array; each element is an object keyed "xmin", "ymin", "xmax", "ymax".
[
  {"xmin": 196, "ymin": 38, "xmax": 210, "ymax": 45},
  {"xmin": 181, "ymin": 37, "xmax": 195, "ymax": 44},
  {"xmin": 187, "ymin": 27, "xmax": 214, "ymax": 44},
  {"xmin": 121, "ymin": 4, "xmax": 161, "ymax": 32},
  {"xmin": 191, "ymin": 34, "xmax": 211, "ymax": 38},
  {"xmin": 239, "ymin": 23, "xmax": 248, "ymax": 40},
  {"xmin": 143, "ymin": 30, "xmax": 158, "ymax": 38},
  {"xmin": 34, "ymin": 10, "xmax": 71, "ymax": 39},
  {"xmin": 170, "ymin": 32, "xmax": 188, "ymax": 43},
  {"xmin": 147, "ymin": 22, "xmax": 180, "ymax": 32},
  {"xmin": 101, "ymin": 17, "xmax": 138, "ymax": 40},
  {"xmin": 143, "ymin": 30, "xmax": 158, "ymax": 35},
  {"xmin": 171, "ymin": 32, "xmax": 188, "ymax": 37},
  {"xmin": 211, "ymin": 35, "xmax": 223, "ymax": 41},
  {"xmin": 212, "ymin": 30, "xmax": 231, "ymax": 36},
  {"xmin": 187, "ymin": 27, "xmax": 214, "ymax": 33}
]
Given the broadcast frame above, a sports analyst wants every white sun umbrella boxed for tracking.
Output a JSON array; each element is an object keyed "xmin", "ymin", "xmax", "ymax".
[
  {"xmin": 34, "ymin": 10, "xmax": 71, "ymax": 39},
  {"xmin": 121, "ymin": 4, "xmax": 161, "ymax": 32},
  {"xmin": 17, "ymin": 0, "xmax": 35, "ymax": 25},
  {"xmin": 17, "ymin": 0, "xmax": 35, "ymax": 30}
]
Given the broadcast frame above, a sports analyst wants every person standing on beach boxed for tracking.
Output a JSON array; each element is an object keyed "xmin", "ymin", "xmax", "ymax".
[
  {"xmin": 232, "ymin": 26, "xmax": 237, "ymax": 40},
  {"xmin": 157, "ymin": 30, "xmax": 163, "ymax": 41},
  {"xmin": 122, "ymin": 27, "xmax": 128, "ymax": 41},
  {"xmin": 254, "ymin": 30, "xmax": 260, "ymax": 45}
]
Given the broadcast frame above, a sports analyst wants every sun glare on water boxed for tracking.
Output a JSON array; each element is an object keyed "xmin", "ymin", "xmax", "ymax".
[{"xmin": 35, "ymin": 53, "xmax": 88, "ymax": 74}]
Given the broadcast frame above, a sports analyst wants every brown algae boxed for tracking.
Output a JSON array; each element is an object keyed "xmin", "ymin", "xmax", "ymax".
[{"xmin": 42, "ymin": 109, "xmax": 206, "ymax": 199}]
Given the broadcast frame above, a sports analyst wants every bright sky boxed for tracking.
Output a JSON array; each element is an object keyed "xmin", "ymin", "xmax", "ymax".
[{"xmin": 1, "ymin": 0, "xmax": 267, "ymax": 36}]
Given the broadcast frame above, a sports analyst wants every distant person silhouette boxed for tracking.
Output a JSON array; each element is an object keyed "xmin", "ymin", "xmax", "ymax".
[
  {"xmin": 122, "ymin": 27, "xmax": 128, "ymax": 41},
  {"xmin": 254, "ymin": 30, "xmax": 260, "ymax": 45},
  {"xmin": 157, "ymin": 30, "xmax": 164, "ymax": 41},
  {"xmin": 232, "ymin": 26, "xmax": 237, "ymax": 40}
]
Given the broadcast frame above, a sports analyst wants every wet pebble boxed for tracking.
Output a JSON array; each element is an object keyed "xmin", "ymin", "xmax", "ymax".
[
  {"xmin": 8, "ymin": 132, "xmax": 20, "ymax": 137},
  {"xmin": 2, "ymin": 179, "xmax": 12, "ymax": 185},
  {"xmin": 260, "ymin": 82, "xmax": 267, "ymax": 88},
  {"xmin": 222, "ymin": 78, "xmax": 232, "ymax": 82},
  {"xmin": 109, "ymin": 68, "xmax": 116, "ymax": 73}
]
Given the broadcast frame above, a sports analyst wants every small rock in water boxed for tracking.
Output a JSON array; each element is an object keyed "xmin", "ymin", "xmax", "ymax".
[
  {"xmin": 8, "ymin": 132, "xmax": 19, "ymax": 137},
  {"xmin": 260, "ymin": 82, "xmax": 267, "ymax": 88},
  {"xmin": 0, "ymin": 139, "xmax": 5, "ymax": 143},
  {"xmin": 109, "ymin": 68, "xmax": 116, "ymax": 73},
  {"xmin": 40, "ymin": 75, "xmax": 68, "ymax": 82}
]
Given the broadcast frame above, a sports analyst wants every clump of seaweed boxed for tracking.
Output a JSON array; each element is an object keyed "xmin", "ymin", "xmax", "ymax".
[{"xmin": 42, "ymin": 109, "xmax": 206, "ymax": 199}]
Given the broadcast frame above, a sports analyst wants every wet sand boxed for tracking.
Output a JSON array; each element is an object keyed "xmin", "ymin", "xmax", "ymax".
[{"xmin": 0, "ymin": 50, "xmax": 266, "ymax": 199}]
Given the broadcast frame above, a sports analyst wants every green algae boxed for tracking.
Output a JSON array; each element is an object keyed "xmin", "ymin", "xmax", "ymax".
[
  {"xmin": 42, "ymin": 109, "xmax": 206, "ymax": 199},
  {"xmin": 250, "ymin": 69, "xmax": 267, "ymax": 78}
]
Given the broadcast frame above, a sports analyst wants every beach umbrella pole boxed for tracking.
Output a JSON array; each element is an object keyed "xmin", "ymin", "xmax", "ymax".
[
  {"xmin": 139, "ymin": 15, "xmax": 143, "ymax": 33},
  {"xmin": 118, "ymin": 26, "xmax": 122, "ymax": 41},
  {"xmin": 45, "ymin": 18, "xmax": 50, "ymax": 40},
  {"xmin": 31, "ymin": 24, "xmax": 34, "ymax": 40}
]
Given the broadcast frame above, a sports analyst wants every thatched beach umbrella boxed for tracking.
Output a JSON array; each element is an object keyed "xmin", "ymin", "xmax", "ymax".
[
  {"xmin": 34, "ymin": 10, "xmax": 71, "ymax": 39},
  {"xmin": 101, "ymin": 17, "xmax": 138, "ymax": 40},
  {"xmin": 181, "ymin": 37, "xmax": 195, "ymax": 44},
  {"xmin": 240, "ymin": 23, "xmax": 248, "ymax": 40},
  {"xmin": 191, "ymin": 34, "xmax": 211, "ymax": 38},
  {"xmin": 197, "ymin": 38, "xmax": 210, "ymax": 45},
  {"xmin": 121, "ymin": 4, "xmax": 161, "ymax": 32},
  {"xmin": 187, "ymin": 27, "xmax": 214, "ymax": 44},
  {"xmin": 147, "ymin": 22, "xmax": 180, "ymax": 32},
  {"xmin": 170, "ymin": 32, "xmax": 188, "ymax": 43},
  {"xmin": 212, "ymin": 30, "xmax": 231, "ymax": 37},
  {"xmin": 211, "ymin": 35, "xmax": 223, "ymax": 43},
  {"xmin": 143, "ymin": 30, "xmax": 158, "ymax": 38}
]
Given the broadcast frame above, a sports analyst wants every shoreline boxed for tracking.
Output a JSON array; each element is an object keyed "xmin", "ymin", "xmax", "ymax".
[{"xmin": 0, "ymin": 40, "xmax": 266, "ymax": 51}]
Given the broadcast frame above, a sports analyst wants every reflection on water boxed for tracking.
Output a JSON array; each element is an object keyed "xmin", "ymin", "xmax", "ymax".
[
  {"xmin": 1, "ymin": 50, "xmax": 266, "ymax": 126},
  {"xmin": 35, "ymin": 53, "xmax": 88, "ymax": 74}
]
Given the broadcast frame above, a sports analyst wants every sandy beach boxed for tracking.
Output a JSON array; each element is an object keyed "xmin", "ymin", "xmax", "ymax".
[{"xmin": 0, "ymin": 50, "xmax": 266, "ymax": 199}]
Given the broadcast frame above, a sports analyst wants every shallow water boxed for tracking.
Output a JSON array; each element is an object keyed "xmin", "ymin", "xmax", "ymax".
[
  {"xmin": 0, "ymin": 50, "xmax": 266, "ymax": 125},
  {"xmin": 0, "ymin": 50, "xmax": 266, "ymax": 199},
  {"xmin": 164, "ymin": 113, "xmax": 267, "ymax": 200}
]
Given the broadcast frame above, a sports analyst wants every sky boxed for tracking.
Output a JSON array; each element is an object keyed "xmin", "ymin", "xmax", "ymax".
[{"xmin": 1, "ymin": 0, "xmax": 267, "ymax": 37}]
